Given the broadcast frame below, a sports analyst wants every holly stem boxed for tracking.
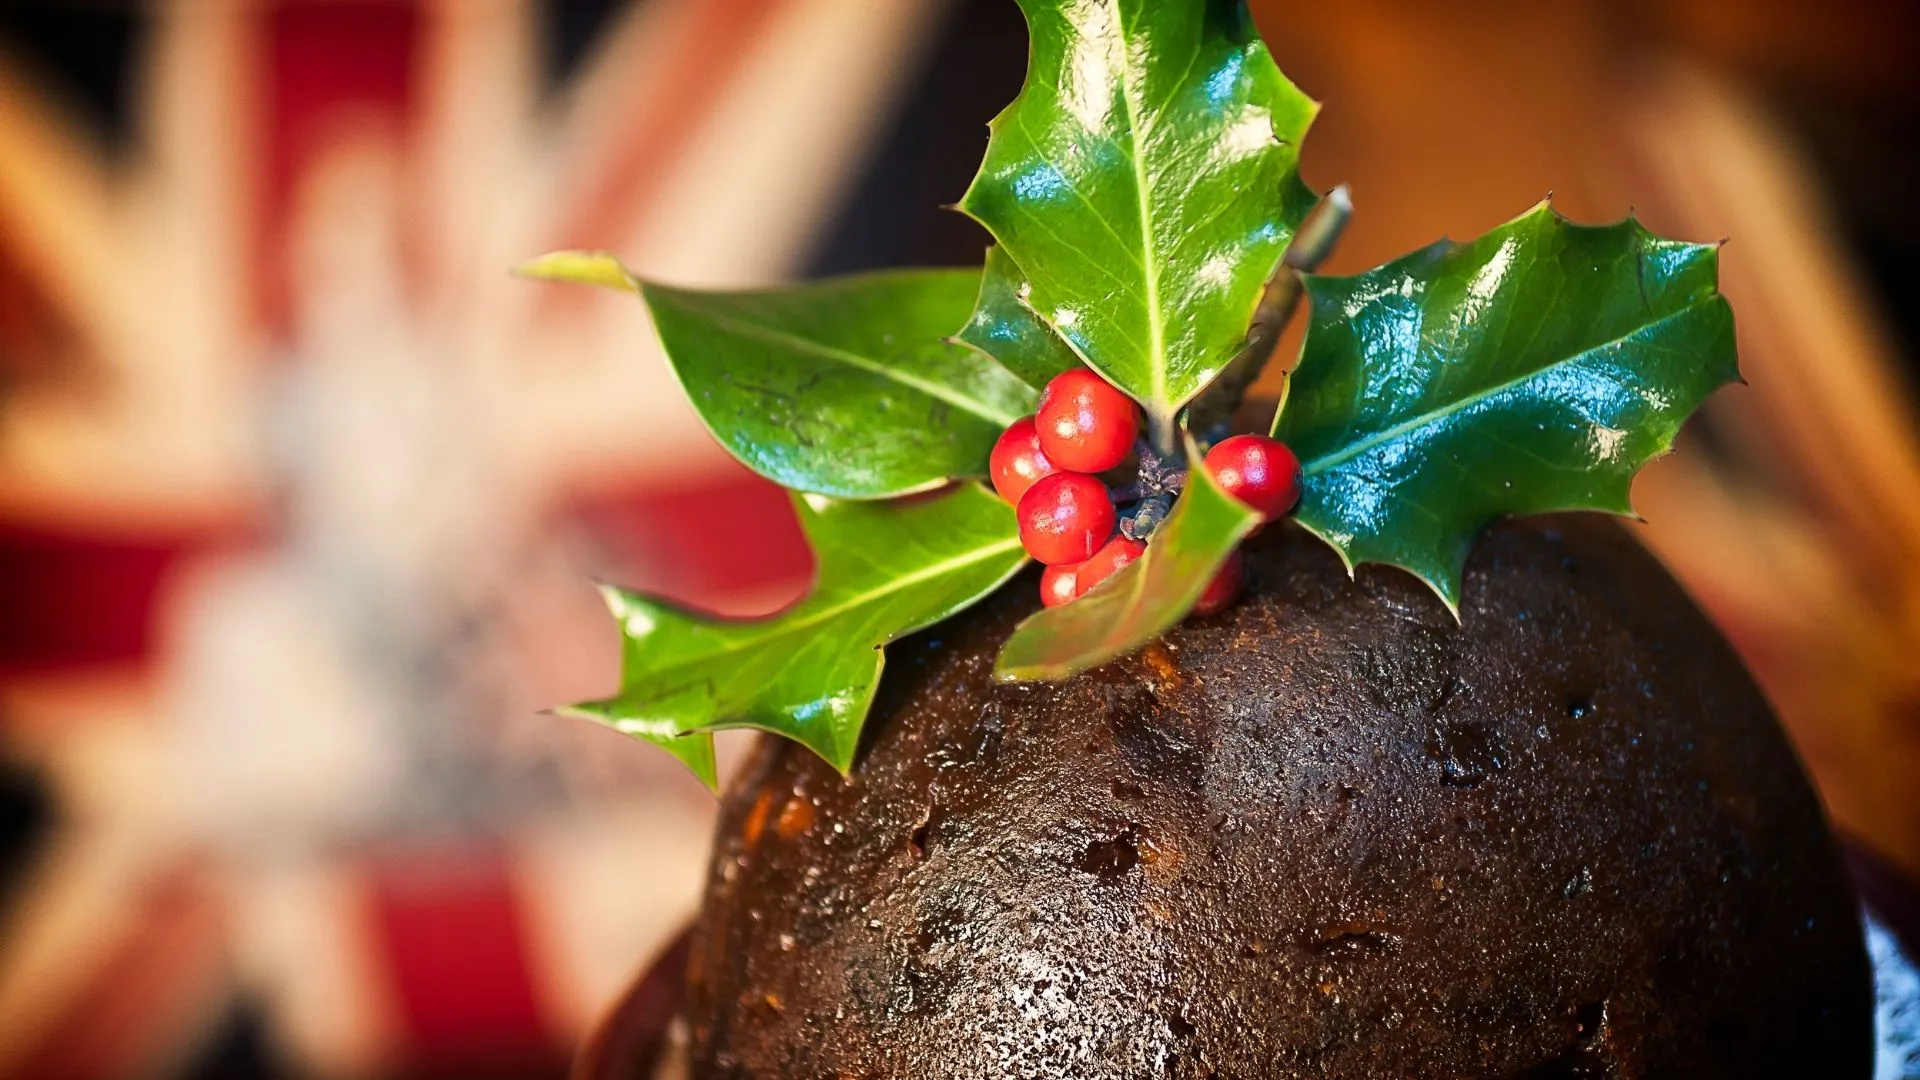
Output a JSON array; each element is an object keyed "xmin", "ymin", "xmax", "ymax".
[
  {"xmin": 1147, "ymin": 409, "xmax": 1180, "ymax": 460},
  {"xmin": 1187, "ymin": 184, "xmax": 1352, "ymax": 439}
]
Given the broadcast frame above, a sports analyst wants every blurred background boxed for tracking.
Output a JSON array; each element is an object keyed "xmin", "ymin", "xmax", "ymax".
[{"xmin": 0, "ymin": 0, "xmax": 1915, "ymax": 1076}]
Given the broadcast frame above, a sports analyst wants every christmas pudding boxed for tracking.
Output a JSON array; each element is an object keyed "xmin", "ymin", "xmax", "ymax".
[{"xmin": 683, "ymin": 516, "xmax": 1870, "ymax": 1076}]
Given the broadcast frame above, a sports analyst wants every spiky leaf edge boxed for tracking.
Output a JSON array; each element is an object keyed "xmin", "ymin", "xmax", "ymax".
[{"xmin": 1271, "ymin": 200, "xmax": 1741, "ymax": 614}]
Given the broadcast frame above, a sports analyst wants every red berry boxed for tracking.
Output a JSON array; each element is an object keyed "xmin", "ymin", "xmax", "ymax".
[
  {"xmin": 1035, "ymin": 369, "xmax": 1140, "ymax": 473},
  {"xmin": 1016, "ymin": 472, "xmax": 1115, "ymax": 565},
  {"xmin": 1193, "ymin": 550, "xmax": 1245, "ymax": 616},
  {"xmin": 1039, "ymin": 562, "xmax": 1081, "ymax": 608},
  {"xmin": 1074, "ymin": 536, "xmax": 1147, "ymax": 598},
  {"xmin": 1204, "ymin": 434, "xmax": 1301, "ymax": 520},
  {"xmin": 989, "ymin": 416, "xmax": 1057, "ymax": 505}
]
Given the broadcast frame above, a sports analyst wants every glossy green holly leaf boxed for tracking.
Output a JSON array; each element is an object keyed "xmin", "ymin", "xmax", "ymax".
[
  {"xmin": 957, "ymin": 0, "xmax": 1318, "ymax": 432},
  {"xmin": 565, "ymin": 483, "xmax": 1028, "ymax": 776},
  {"xmin": 517, "ymin": 252, "xmax": 1035, "ymax": 499},
  {"xmin": 955, "ymin": 246, "xmax": 1082, "ymax": 390},
  {"xmin": 1273, "ymin": 203, "xmax": 1739, "ymax": 612},
  {"xmin": 995, "ymin": 442, "xmax": 1261, "ymax": 681}
]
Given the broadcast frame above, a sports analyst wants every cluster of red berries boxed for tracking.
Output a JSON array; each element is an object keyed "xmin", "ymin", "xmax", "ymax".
[{"xmin": 989, "ymin": 368, "xmax": 1302, "ymax": 613}]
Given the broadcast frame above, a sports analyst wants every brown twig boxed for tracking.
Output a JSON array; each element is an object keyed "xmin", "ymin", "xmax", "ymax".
[{"xmin": 1186, "ymin": 185, "xmax": 1352, "ymax": 440}]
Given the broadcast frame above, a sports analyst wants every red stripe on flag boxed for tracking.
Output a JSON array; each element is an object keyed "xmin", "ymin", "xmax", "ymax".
[
  {"xmin": 554, "ymin": 0, "xmax": 792, "ymax": 254},
  {"xmin": 569, "ymin": 464, "xmax": 813, "ymax": 615},
  {"xmin": 367, "ymin": 850, "xmax": 564, "ymax": 1074},
  {"xmin": 0, "ymin": 527, "xmax": 188, "ymax": 675},
  {"xmin": 256, "ymin": 0, "xmax": 423, "ymax": 338}
]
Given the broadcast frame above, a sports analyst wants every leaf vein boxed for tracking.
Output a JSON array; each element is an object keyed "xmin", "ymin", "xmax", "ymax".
[
  {"xmin": 668, "ymin": 300, "xmax": 1022, "ymax": 428},
  {"xmin": 637, "ymin": 535, "xmax": 1025, "ymax": 664},
  {"xmin": 1301, "ymin": 300, "xmax": 1716, "ymax": 476}
]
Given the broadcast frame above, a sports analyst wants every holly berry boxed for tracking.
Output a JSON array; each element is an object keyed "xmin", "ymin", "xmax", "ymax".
[
  {"xmin": 989, "ymin": 416, "xmax": 1057, "ymax": 505},
  {"xmin": 1016, "ymin": 472, "xmax": 1115, "ymax": 565},
  {"xmin": 1039, "ymin": 563, "xmax": 1081, "ymax": 608},
  {"xmin": 1073, "ymin": 536, "xmax": 1147, "ymax": 598},
  {"xmin": 1035, "ymin": 369, "xmax": 1141, "ymax": 473},
  {"xmin": 1193, "ymin": 550, "xmax": 1245, "ymax": 616},
  {"xmin": 1204, "ymin": 434, "xmax": 1301, "ymax": 521}
]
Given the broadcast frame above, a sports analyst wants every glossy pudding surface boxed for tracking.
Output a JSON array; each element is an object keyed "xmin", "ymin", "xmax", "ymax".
[{"xmin": 684, "ymin": 517, "xmax": 1872, "ymax": 1078}]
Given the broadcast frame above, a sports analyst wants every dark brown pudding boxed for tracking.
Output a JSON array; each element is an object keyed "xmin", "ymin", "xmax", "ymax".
[{"xmin": 683, "ymin": 515, "xmax": 1872, "ymax": 1078}]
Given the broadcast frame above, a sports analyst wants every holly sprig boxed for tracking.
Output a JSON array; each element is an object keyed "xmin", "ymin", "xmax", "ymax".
[{"xmin": 519, "ymin": 0, "xmax": 1737, "ymax": 786}]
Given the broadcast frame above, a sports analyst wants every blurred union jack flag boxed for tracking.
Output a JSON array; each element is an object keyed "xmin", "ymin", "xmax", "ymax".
[{"xmin": 0, "ymin": 0, "xmax": 1021, "ymax": 1075}]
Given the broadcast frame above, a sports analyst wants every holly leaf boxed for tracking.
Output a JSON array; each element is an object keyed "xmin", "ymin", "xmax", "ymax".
[
  {"xmin": 517, "ymin": 252, "xmax": 1035, "ymax": 499},
  {"xmin": 995, "ymin": 442, "xmax": 1261, "ymax": 681},
  {"xmin": 1273, "ymin": 203, "xmax": 1739, "ymax": 611},
  {"xmin": 955, "ymin": 246, "xmax": 1082, "ymax": 389},
  {"xmin": 956, "ymin": 0, "xmax": 1317, "ymax": 429},
  {"xmin": 565, "ymin": 483, "xmax": 1028, "ymax": 776}
]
